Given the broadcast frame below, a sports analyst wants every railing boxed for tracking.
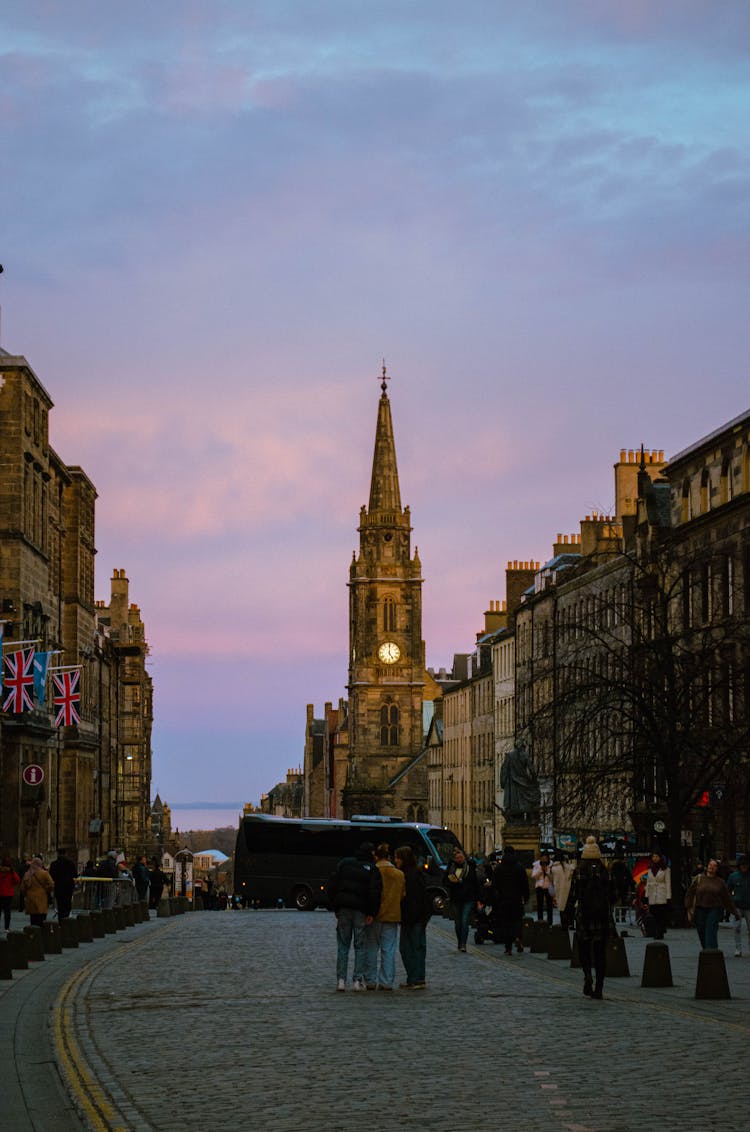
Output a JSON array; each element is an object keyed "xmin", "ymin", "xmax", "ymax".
[{"xmin": 72, "ymin": 877, "xmax": 138, "ymax": 911}]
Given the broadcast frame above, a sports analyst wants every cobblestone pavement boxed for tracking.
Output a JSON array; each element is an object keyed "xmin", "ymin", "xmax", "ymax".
[{"xmin": 47, "ymin": 910, "xmax": 750, "ymax": 1132}]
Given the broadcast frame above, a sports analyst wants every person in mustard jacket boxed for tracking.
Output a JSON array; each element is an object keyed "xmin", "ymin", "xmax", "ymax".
[
  {"xmin": 365, "ymin": 843, "xmax": 406, "ymax": 990},
  {"xmin": 20, "ymin": 856, "xmax": 55, "ymax": 927}
]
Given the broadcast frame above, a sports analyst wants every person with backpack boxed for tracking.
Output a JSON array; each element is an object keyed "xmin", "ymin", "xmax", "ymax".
[
  {"xmin": 327, "ymin": 841, "xmax": 382, "ymax": 992},
  {"xmin": 568, "ymin": 837, "xmax": 612, "ymax": 999}
]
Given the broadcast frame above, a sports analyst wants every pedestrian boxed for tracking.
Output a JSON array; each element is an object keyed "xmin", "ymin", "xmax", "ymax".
[
  {"xmin": 365, "ymin": 843, "xmax": 406, "ymax": 991},
  {"xmin": 0, "ymin": 856, "xmax": 20, "ymax": 932},
  {"xmin": 489, "ymin": 845, "xmax": 529, "ymax": 955},
  {"xmin": 644, "ymin": 851, "xmax": 671, "ymax": 940},
  {"xmin": 684, "ymin": 858, "xmax": 740, "ymax": 950},
  {"xmin": 132, "ymin": 853, "xmax": 151, "ymax": 903},
  {"xmin": 19, "ymin": 856, "xmax": 54, "ymax": 927},
  {"xmin": 148, "ymin": 858, "xmax": 167, "ymax": 909},
  {"xmin": 608, "ymin": 850, "xmax": 634, "ymax": 925},
  {"xmin": 327, "ymin": 841, "xmax": 382, "ymax": 992},
  {"xmin": 531, "ymin": 851, "xmax": 554, "ymax": 925},
  {"xmin": 395, "ymin": 844, "xmax": 430, "ymax": 989},
  {"xmin": 568, "ymin": 836, "xmax": 612, "ymax": 999},
  {"xmin": 727, "ymin": 855, "xmax": 750, "ymax": 957},
  {"xmin": 443, "ymin": 847, "xmax": 479, "ymax": 952},
  {"xmin": 550, "ymin": 851, "xmax": 575, "ymax": 929},
  {"xmin": 49, "ymin": 847, "xmax": 77, "ymax": 921}
]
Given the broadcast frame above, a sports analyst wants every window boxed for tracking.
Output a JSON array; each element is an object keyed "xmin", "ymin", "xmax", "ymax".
[
  {"xmin": 720, "ymin": 457, "xmax": 733, "ymax": 505},
  {"xmin": 681, "ymin": 479, "xmax": 692, "ymax": 523},
  {"xmin": 700, "ymin": 468, "xmax": 710, "ymax": 513},
  {"xmin": 382, "ymin": 597, "xmax": 396, "ymax": 632},
  {"xmin": 380, "ymin": 701, "xmax": 399, "ymax": 746}
]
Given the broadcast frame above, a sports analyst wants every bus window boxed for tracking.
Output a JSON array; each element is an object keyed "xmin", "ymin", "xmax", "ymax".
[{"xmin": 425, "ymin": 828, "xmax": 462, "ymax": 864}]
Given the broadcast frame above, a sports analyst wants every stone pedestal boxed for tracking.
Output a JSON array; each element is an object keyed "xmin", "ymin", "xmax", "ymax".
[
  {"xmin": 695, "ymin": 948, "xmax": 731, "ymax": 999},
  {"xmin": 502, "ymin": 824, "xmax": 540, "ymax": 856},
  {"xmin": 641, "ymin": 941, "xmax": 673, "ymax": 987}
]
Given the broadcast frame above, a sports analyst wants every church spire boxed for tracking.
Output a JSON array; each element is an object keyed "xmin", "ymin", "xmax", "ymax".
[{"xmin": 368, "ymin": 362, "xmax": 402, "ymax": 514}]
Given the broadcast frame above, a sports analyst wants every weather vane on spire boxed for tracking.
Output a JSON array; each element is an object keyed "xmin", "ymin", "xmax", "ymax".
[{"xmin": 380, "ymin": 358, "xmax": 390, "ymax": 394}]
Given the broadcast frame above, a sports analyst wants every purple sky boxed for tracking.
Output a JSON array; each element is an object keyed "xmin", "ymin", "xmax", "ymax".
[{"xmin": 2, "ymin": 2, "xmax": 749, "ymax": 806}]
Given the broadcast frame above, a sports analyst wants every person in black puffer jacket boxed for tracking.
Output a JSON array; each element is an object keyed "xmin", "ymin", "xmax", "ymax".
[
  {"xmin": 328, "ymin": 842, "xmax": 382, "ymax": 992},
  {"xmin": 444, "ymin": 848, "xmax": 479, "ymax": 952}
]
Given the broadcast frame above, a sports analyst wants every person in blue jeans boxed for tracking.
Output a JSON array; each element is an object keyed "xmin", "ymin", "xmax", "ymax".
[
  {"xmin": 396, "ymin": 845, "xmax": 430, "ymax": 988},
  {"xmin": 727, "ymin": 856, "xmax": 750, "ymax": 956},
  {"xmin": 327, "ymin": 842, "xmax": 382, "ymax": 992},
  {"xmin": 685, "ymin": 858, "xmax": 739, "ymax": 949},
  {"xmin": 444, "ymin": 848, "xmax": 479, "ymax": 952}
]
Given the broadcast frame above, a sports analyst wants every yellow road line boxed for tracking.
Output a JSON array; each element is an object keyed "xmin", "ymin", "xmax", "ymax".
[{"xmin": 53, "ymin": 924, "xmax": 171, "ymax": 1130}]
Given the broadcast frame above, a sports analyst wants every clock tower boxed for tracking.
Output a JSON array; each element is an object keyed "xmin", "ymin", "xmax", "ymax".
[{"xmin": 343, "ymin": 366, "xmax": 428, "ymax": 818}]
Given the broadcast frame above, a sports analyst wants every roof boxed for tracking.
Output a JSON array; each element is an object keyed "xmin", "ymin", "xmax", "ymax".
[
  {"xmin": 669, "ymin": 407, "xmax": 750, "ymax": 468},
  {"xmin": 193, "ymin": 849, "xmax": 229, "ymax": 863}
]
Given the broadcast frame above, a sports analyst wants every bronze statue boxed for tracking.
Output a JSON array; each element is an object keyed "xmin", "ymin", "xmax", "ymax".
[{"xmin": 501, "ymin": 743, "xmax": 541, "ymax": 821}]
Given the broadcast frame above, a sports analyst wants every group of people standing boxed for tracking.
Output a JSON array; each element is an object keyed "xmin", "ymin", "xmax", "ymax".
[{"xmin": 328, "ymin": 841, "xmax": 431, "ymax": 990}]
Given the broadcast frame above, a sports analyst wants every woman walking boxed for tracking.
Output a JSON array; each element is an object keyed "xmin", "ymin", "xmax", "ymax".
[
  {"xmin": 444, "ymin": 848, "xmax": 479, "ymax": 952},
  {"xmin": 569, "ymin": 837, "xmax": 612, "ymax": 999},
  {"xmin": 0, "ymin": 856, "xmax": 20, "ymax": 932},
  {"xmin": 644, "ymin": 852, "xmax": 671, "ymax": 940},
  {"xmin": 20, "ymin": 856, "xmax": 54, "ymax": 927},
  {"xmin": 396, "ymin": 845, "xmax": 430, "ymax": 989},
  {"xmin": 685, "ymin": 858, "xmax": 740, "ymax": 949}
]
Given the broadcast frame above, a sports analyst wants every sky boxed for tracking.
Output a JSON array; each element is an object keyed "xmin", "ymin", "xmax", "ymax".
[{"xmin": 1, "ymin": 2, "xmax": 749, "ymax": 806}]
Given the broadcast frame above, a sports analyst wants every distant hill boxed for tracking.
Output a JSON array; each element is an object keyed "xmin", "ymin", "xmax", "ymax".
[{"xmin": 174, "ymin": 826, "xmax": 236, "ymax": 857}]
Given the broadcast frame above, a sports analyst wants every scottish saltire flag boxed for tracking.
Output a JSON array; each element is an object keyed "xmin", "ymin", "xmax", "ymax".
[
  {"xmin": 33, "ymin": 651, "xmax": 52, "ymax": 706},
  {"xmin": 53, "ymin": 670, "xmax": 81, "ymax": 727},
  {"xmin": 3, "ymin": 648, "xmax": 35, "ymax": 713}
]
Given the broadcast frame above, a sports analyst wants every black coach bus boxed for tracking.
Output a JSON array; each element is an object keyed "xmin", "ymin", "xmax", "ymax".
[{"xmin": 233, "ymin": 813, "xmax": 463, "ymax": 912}]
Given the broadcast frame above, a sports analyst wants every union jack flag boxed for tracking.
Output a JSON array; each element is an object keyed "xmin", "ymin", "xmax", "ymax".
[
  {"xmin": 3, "ymin": 648, "xmax": 35, "ymax": 713},
  {"xmin": 53, "ymin": 670, "xmax": 81, "ymax": 727}
]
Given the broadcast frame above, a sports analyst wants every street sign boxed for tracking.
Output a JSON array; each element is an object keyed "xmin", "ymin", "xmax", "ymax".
[{"xmin": 22, "ymin": 763, "xmax": 44, "ymax": 786}]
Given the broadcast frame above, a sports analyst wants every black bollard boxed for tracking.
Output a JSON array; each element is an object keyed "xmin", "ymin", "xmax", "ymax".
[
  {"xmin": 76, "ymin": 914, "xmax": 94, "ymax": 943},
  {"xmin": 113, "ymin": 906, "xmax": 126, "ymax": 930},
  {"xmin": 157, "ymin": 896, "xmax": 171, "ymax": 918},
  {"xmin": 100, "ymin": 908, "xmax": 116, "ymax": 934},
  {"xmin": 0, "ymin": 938, "xmax": 12, "ymax": 979},
  {"xmin": 23, "ymin": 925, "xmax": 45, "ymax": 961},
  {"xmin": 89, "ymin": 911, "xmax": 105, "ymax": 939},
  {"xmin": 547, "ymin": 925, "xmax": 572, "ymax": 960},
  {"xmin": 6, "ymin": 930, "xmax": 29, "ymax": 970},
  {"xmin": 530, "ymin": 921, "xmax": 549, "ymax": 954},
  {"xmin": 60, "ymin": 917, "xmax": 80, "ymax": 949},
  {"xmin": 42, "ymin": 921, "xmax": 62, "ymax": 954},
  {"xmin": 605, "ymin": 933, "xmax": 630, "ymax": 977},
  {"xmin": 641, "ymin": 941, "xmax": 673, "ymax": 987},
  {"xmin": 520, "ymin": 916, "xmax": 534, "ymax": 950},
  {"xmin": 695, "ymin": 948, "xmax": 731, "ymax": 1000}
]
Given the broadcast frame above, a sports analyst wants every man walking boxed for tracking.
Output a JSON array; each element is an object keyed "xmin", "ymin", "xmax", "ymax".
[
  {"xmin": 327, "ymin": 841, "xmax": 382, "ymax": 992},
  {"xmin": 49, "ymin": 847, "xmax": 77, "ymax": 921},
  {"xmin": 727, "ymin": 855, "xmax": 750, "ymax": 957},
  {"xmin": 489, "ymin": 845, "xmax": 529, "ymax": 955}
]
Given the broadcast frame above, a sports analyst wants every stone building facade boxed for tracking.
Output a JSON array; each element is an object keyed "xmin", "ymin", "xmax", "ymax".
[{"xmin": 0, "ymin": 346, "xmax": 153, "ymax": 865}]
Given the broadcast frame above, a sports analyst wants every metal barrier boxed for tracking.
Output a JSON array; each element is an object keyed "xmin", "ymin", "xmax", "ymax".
[{"xmin": 73, "ymin": 877, "xmax": 137, "ymax": 911}]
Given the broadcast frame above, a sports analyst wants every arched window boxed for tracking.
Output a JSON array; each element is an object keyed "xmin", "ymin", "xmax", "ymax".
[
  {"xmin": 720, "ymin": 456, "xmax": 733, "ymax": 505},
  {"xmin": 681, "ymin": 479, "xmax": 692, "ymax": 523},
  {"xmin": 380, "ymin": 700, "xmax": 400, "ymax": 746},
  {"xmin": 382, "ymin": 596, "xmax": 396, "ymax": 632},
  {"xmin": 700, "ymin": 468, "xmax": 710, "ymax": 513}
]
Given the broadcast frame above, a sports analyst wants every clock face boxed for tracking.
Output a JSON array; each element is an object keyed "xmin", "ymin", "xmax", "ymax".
[{"xmin": 378, "ymin": 641, "xmax": 401, "ymax": 664}]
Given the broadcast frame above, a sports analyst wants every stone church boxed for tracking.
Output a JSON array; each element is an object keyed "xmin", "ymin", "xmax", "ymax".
[{"xmin": 304, "ymin": 368, "xmax": 442, "ymax": 820}]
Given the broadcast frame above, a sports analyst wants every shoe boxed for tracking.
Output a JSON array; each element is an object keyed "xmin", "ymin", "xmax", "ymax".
[
  {"xmin": 734, "ymin": 951, "xmax": 741, "ymax": 958},
  {"xmin": 337, "ymin": 979, "xmax": 346, "ymax": 992},
  {"xmin": 592, "ymin": 988, "xmax": 603, "ymax": 999},
  {"xmin": 411, "ymin": 981, "xmax": 427, "ymax": 989},
  {"xmin": 352, "ymin": 978, "xmax": 366, "ymax": 991},
  {"xmin": 515, "ymin": 941, "xmax": 523, "ymax": 953},
  {"xmin": 365, "ymin": 983, "xmax": 377, "ymax": 991},
  {"xmin": 459, "ymin": 945, "xmax": 467, "ymax": 952},
  {"xmin": 378, "ymin": 985, "xmax": 393, "ymax": 992},
  {"xmin": 583, "ymin": 979, "xmax": 593, "ymax": 997},
  {"xmin": 504, "ymin": 949, "xmax": 512, "ymax": 955}
]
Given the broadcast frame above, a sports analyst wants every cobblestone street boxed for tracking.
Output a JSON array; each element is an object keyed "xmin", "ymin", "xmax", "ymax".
[{"xmin": 13, "ymin": 909, "xmax": 745, "ymax": 1132}]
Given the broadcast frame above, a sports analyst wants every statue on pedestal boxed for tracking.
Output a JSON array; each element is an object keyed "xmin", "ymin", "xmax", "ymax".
[{"xmin": 501, "ymin": 742, "xmax": 541, "ymax": 823}]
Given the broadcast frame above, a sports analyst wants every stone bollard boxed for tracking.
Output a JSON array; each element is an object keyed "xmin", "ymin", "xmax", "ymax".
[
  {"xmin": 76, "ymin": 914, "xmax": 94, "ymax": 943},
  {"xmin": 60, "ymin": 917, "xmax": 80, "ymax": 949},
  {"xmin": 140, "ymin": 900, "xmax": 151, "ymax": 921},
  {"xmin": 89, "ymin": 911, "xmax": 105, "ymax": 939},
  {"xmin": 520, "ymin": 916, "xmax": 534, "ymax": 950},
  {"xmin": 169, "ymin": 898, "xmax": 181, "ymax": 916},
  {"xmin": 546, "ymin": 925, "xmax": 572, "ymax": 960},
  {"xmin": 23, "ymin": 925, "xmax": 45, "ymax": 962},
  {"xmin": 157, "ymin": 897, "xmax": 172, "ymax": 918},
  {"xmin": 605, "ymin": 933, "xmax": 630, "ymax": 977},
  {"xmin": 0, "ymin": 938, "xmax": 12, "ymax": 980},
  {"xmin": 530, "ymin": 921, "xmax": 549, "ymax": 954},
  {"xmin": 123, "ymin": 904, "xmax": 135, "ymax": 927},
  {"xmin": 194, "ymin": 890, "xmax": 204, "ymax": 911},
  {"xmin": 113, "ymin": 906, "xmax": 126, "ymax": 930},
  {"xmin": 641, "ymin": 941, "xmax": 673, "ymax": 987},
  {"xmin": 570, "ymin": 934, "xmax": 581, "ymax": 969},
  {"xmin": 42, "ymin": 921, "xmax": 62, "ymax": 954},
  {"xmin": 695, "ymin": 948, "xmax": 731, "ymax": 1000},
  {"xmin": 130, "ymin": 901, "xmax": 142, "ymax": 924},
  {"xmin": 100, "ymin": 908, "xmax": 116, "ymax": 934},
  {"xmin": 180, "ymin": 897, "xmax": 190, "ymax": 914},
  {"xmin": 6, "ymin": 930, "xmax": 30, "ymax": 971}
]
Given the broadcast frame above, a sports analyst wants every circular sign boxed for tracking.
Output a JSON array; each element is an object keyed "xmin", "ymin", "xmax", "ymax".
[
  {"xmin": 653, "ymin": 819, "xmax": 666, "ymax": 833},
  {"xmin": 22, "ymin": 764, "xmax": 44, "ymax": 786}
]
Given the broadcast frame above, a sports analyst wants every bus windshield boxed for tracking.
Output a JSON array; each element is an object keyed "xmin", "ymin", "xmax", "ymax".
[{"xmin": 424, "ymin": 827, "xmax": 461, "ymax": 865}]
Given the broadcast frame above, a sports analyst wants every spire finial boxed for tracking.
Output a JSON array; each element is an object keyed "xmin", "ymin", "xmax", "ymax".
[{"xmin": 380, "ymin": 358, "xmax": 390, "ymax": 395}]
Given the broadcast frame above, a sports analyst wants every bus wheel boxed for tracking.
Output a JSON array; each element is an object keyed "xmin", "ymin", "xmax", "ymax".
[
  {"xmin": 428, "ymin": 889, "xmax": 446, "ymax": 915},
  {"xmin": 292, "ymin": 886, "xmax": 316, "ymax": 912}
]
